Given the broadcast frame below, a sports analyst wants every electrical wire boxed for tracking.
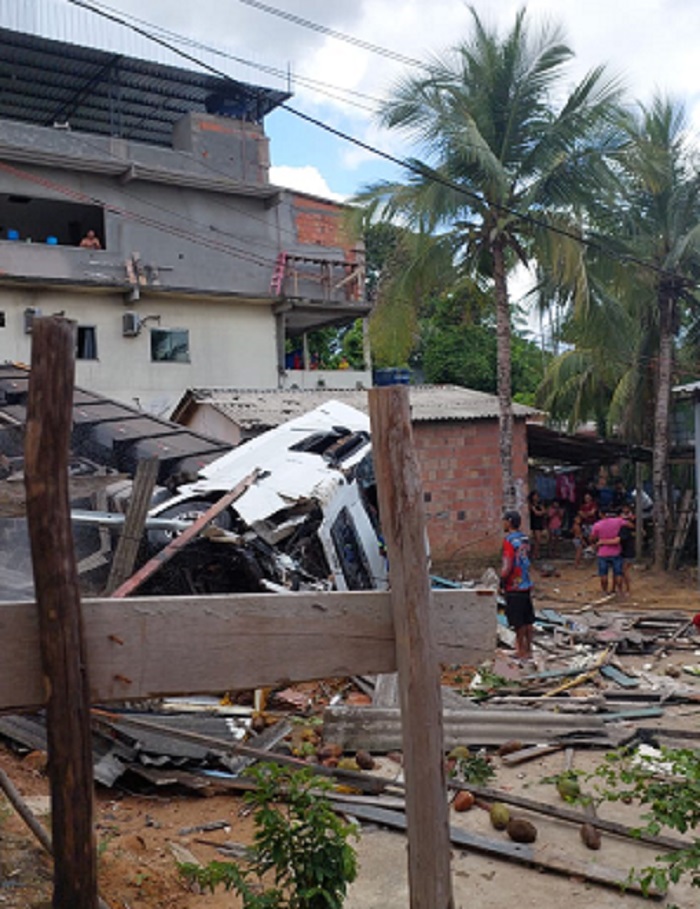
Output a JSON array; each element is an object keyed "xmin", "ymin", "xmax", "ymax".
[
  {"xmin": 0, "ymin": 159, "xmax": 277, "ymax": 270},
  {"xmin": 68, "ymin": 129, "xmax": 331, "ymax": 257},
  {"xmin": 237, "ymin": 0, "xmax": 424, "ymax": 68},
  {"xmin": 65, "ymin": 0, "xmax": 700, "ymax": 293},
  {"xmin": 68, "ymin": 0, "xmax": 385, "ymax": 113}
]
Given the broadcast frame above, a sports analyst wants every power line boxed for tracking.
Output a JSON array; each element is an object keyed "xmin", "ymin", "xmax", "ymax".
[
  {"xmin": 69, "ymin": 0, "xmax": 384, "ymax": 112},
  {"xmin": 0, "ymin": 159, "xmax": 277, "ymax": 270},
  {"xmin": 237, "ymin": 0, "xmax": 424, "ymax": 68},
  {"xmin": 66, "ymin": 0, "xmax": 700, "ymax": 292},
  {"xmin": 70, "ymin": 131, "xmax": 305, "ymax": 257}
]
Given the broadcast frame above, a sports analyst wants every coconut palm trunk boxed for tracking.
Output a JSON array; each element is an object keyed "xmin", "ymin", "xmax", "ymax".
[
  {"xmin": 652, "ymin": 288, "xmax": 675, "ymax": 569},
  {"xmin": 493, "ymin": 237, "xmax": 515, "ymax": 509}
]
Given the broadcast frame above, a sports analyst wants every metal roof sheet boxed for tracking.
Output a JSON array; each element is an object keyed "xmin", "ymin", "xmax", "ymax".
[
  {"xmin": 176, "ymin": 385, "xmax": 539, "ymax": 430},
  {"xmin": 0, "ymin": 26, "xmax": 289, "ymax": 146}
]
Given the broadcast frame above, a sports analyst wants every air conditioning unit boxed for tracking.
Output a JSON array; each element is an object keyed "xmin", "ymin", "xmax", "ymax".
[
  {"xmin": 122, "ymin": 311, "xmax": 141, "ymax": 337},
  {"xmin": 23, "ymin": 307, "xmax": 41, "ymax": 334}
]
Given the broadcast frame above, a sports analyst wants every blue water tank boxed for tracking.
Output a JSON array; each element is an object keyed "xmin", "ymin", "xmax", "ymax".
[{"xmin": 373, "ymin": 367, "xmax": 411, "ymax": 386}]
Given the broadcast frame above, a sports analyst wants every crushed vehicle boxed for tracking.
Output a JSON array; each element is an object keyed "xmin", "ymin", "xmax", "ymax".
[{"xmin": 77, "ymin": 401, "xmax": 389, "ymax": 596}]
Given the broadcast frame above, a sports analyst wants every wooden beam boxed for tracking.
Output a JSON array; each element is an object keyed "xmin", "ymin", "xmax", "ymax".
[
  {"xmin": 369, "ymin": 386, "xmax": 454, "ymax": 909},
  {"xmin": 0, "ymin": 588, "xmax": 495, "ymax": 713},
  {"xmin": 457, "ymin": 782, "xmax": 688, "ymax": 853},
  {"xmin": 24, "ymin": 317, "xmax": 98, "ymax": 909},
  {"xmin": 104, "ymin": 457, "xmax": 159, "ymax": 594},
  {"xmin": 330, "ymin": 802, "xmax": 665, "ymax": 898},
  {"xmin": 109, "ymin": 469, "xmax": 258, "ymax": 598}
]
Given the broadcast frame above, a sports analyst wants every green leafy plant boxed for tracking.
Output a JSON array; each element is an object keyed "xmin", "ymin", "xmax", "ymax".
[
  {"xmin": 586, "ymin": 746, "xmax": 700, "ymax": 904},
  {"xmin": 467, "ymin": 666, "xmax": 517, "ymax": 701},
  {"xmin": 179, "ymin": 763, "xmax": 358, "ymax": 909},
  {"xmin": 450, "ymin": 752, "xmax": 496, "ymax": 786}
]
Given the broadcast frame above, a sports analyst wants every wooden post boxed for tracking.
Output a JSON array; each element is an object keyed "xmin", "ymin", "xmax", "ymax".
[
  {"xmin": 104, "ymin": 456, "xmax": 159, "ymax": 594},
  {"xmin": 368, "ymin": 386, "xmax": 454, "ymax": 909},
  {"xmin": 24, "ymin": 317, "xmax": 98, "ymax": 909},
  {"xmin": 635, "ymin": 460, "xmax": 644, "ymax": 561}
]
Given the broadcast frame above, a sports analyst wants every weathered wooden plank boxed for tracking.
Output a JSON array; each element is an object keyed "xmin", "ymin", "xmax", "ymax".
[
  {"xmin": 456, "ymin": 782, "xmax": 687, "ymax": 853},
  {"xmin": 0, "ymin": 588, "xmax": 495, "ymax": 712},
  {"xmin": 330, "ymin": 802, "xmax": 665, "ymax": 897},
  {"xmin": 369, "ymin": 386, "xmax": 454, "ymax": 909},
  {"xmin": 24, "ymin": 317, "xmax": 98, "ymax": 909},
  {"xmin": 105, "ymin": 457, "xmax": 159, "ymax": 595}
]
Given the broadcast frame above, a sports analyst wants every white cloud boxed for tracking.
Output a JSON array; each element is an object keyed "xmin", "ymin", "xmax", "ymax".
[{"xmin": 270, "ymin": 164, "xmax": 346, "ymax": 201}]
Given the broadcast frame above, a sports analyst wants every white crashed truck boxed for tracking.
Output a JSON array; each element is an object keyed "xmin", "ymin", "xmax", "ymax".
[{"xmin": 143, "ymin": 401, "xmax": 389, "ymax": 595}]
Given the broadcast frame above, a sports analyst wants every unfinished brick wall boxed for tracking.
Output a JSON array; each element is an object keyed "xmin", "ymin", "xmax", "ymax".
[
  {"xmin": 412, "ymin": 417, "xmax": 529, "ymax": 568},
  {"xmin": 291, "ymin": 195, "xmax": 354, "ymax": 253}
]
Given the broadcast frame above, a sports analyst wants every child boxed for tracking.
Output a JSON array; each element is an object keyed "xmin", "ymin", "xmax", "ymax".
[{"xmin": 547, "ymin": 499, "xmax": 563, "ymax": 558}]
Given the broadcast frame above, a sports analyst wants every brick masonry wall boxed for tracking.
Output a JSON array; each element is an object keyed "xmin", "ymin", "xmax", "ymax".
[
  {"xmin": 413, "ymin": 418, "xmax": 529, "ymax": 565},
  {"xmin": 291, "ymin": 195, "xmax": 354, "ymax": 254}
]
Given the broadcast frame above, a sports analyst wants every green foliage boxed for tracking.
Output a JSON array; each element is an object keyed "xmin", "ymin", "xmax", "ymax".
[
  {"xmin": 451, "ymin": 752, "xmax": 496, "ymax": 786},
  {"xmin": 415, "ymin": 284, "xmax": 547, "ymax": 397},
  {"xmin": 179, "ymin": 763, "xmax": 358, "ymax": 909},
  {"xmin": 587, "ymin": 747, "xmax": 700, "ymax": 901}
]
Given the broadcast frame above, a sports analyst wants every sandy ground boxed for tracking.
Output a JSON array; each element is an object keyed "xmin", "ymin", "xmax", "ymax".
[{"xmin": 0, "ymin": 559, "xmax": 699, "ymax": 908}]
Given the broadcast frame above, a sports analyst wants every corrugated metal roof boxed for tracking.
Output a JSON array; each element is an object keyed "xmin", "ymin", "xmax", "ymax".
[
  {"xmin": 0, "ymin": 363, "xmax": 231, "ymax": 481},
  {"xmin": 0, "ymin": 26, "xmax": 289, "ymax": 146},
  {"xmin": 177, "ymin": 385, "xmax": 539, "ymax": 430}
]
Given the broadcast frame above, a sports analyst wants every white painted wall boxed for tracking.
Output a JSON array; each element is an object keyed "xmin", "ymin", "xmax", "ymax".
[{"xmin": 0, "ymin": 287, "xmax": 278, "ymax": 416}]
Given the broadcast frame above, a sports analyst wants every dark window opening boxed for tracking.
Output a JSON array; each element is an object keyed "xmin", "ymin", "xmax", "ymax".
[
  {"xmin": 0, "ymin": 194, "xmax": 104, "ymax": 248},
  {"xmin": 289, "ymin": 428, "xmax": 369, "ymax": 464},
  {"xmin": 76, "ymin": 326, "xmax": 97, "ymax": 360},
  {"xmin": 151, "ymin": 328, "xmax": 190, "ymax": 363},
  {"xmin": 0, "ymin": 312, "xmax": 5, "ymax": 328},
  {"xmin": 457, "ymin": 510, "xmax": 466, "ymax": 521},
  {"xmin": 424, "ymin": 491, "xmax": 432, "ymax": 503},
  {"xmin": 330, "ymin": 506, "xmax": 373, "ymax": 590}
]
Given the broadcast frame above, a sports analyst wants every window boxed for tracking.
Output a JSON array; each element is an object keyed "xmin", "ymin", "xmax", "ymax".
[
  {"xmin": 76, "ymin": 325, "xmax": 97, "ymax": 360},
  {"xmin": 151, "ymin": 328, "xmax": 190, "ymax": 363},
  {"xmin": 0, "ymin": 193, "xmax": 104, "ymax": 247},
  {"xmin": 330, "ymin": 507, "xmax": 373, "ymax": 590},
  {"xmin": 0, "ymin": 312, "xmax": 5, "ymax": 328}
]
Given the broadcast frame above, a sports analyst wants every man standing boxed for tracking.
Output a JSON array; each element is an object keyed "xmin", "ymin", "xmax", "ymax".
[
  {"xmin": 501, "ymin": 510, "xmax": 535, "ymax": 663},
  {"xmin": 590, "ymin": 507, "xmax": 625, "ymax": 593}
]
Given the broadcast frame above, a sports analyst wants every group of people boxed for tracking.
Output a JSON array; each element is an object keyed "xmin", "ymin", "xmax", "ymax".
[
  {"xmin": 502, "ymin": 479, "xmax": 637, "ymax": 664},
  {"xmin": 527, "ymin": 484, "xmax": 636, "ymax": 582}
]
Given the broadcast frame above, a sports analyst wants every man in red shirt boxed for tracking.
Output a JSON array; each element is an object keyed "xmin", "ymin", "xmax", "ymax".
[
  {"xmin": 501, "ymin": 510, "xmax": 535, "ymax": 663},
  {"xmin": 590, "ymin": 508, "xmax": 625, "ymax": 593}
]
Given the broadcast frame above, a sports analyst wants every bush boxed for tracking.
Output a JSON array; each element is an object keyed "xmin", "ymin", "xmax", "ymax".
[{"xmin": 179, "ymin": 763, "xmax": 358, "ymax": 909}]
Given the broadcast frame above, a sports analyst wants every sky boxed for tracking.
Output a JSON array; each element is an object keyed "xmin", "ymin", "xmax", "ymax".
[{"xmin": 5, "ymin": 0, "xmax": 700, "ymax": 203}]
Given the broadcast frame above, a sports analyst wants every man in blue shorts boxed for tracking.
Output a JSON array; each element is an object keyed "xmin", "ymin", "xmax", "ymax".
[
  {"xmin": 501, "ymin": 510, "xmax": 535, "ymax": 662},
  {"xmin": 590, "ymin": 508, "xmax": 625, "ymax": 593}
]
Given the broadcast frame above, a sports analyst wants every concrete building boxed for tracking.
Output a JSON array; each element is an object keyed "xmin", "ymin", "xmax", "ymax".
[
  {"xmin": 170, "ymin": 386, "xmax": 539, "ymax": 566},
  {"xmin": 0, "ymin": 26, "xmax": 371, "ymax": 416}
]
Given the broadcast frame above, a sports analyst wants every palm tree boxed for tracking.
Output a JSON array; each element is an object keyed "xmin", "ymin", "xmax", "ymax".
[
  {"xmin": 538, "ymin": 96, "xmax": 700, "ymax": 568},
  {"xmin": 610, "ymin": 98, "xmax": 700, "ymax": 567},
  {"xmin": 356, "ymin": 6, "xmax": 621, "ymax": 508}
]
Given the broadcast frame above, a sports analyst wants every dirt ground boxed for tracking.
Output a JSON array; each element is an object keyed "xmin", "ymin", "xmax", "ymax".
[{"xmin": 1, "ymin": 558, "xmax": 699, "ymax": 908}]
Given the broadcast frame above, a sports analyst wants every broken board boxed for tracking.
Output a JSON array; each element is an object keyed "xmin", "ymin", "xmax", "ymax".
[{"xmin": 0, "ymin": 588, "xmax": 496, "ymax": 712}]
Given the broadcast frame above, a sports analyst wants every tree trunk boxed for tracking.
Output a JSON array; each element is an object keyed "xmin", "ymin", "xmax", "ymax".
[
  {"xmin": 652, "ymin": 288, "xmax": 674, "ymax": 571},
  {"xmin": 492, "ymin": 237, "xmax": 515, "ymax": 510}
]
